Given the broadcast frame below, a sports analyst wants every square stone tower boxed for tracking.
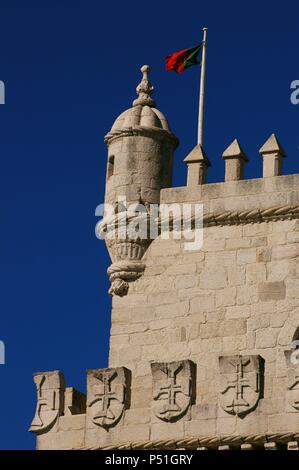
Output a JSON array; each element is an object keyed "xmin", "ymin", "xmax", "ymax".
[{"xmin": 30, "ymin": 66, "xmax": 299, "ymax": 451}]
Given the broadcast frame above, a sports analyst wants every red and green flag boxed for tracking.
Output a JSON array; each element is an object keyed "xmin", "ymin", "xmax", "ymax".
[{"xmin": 165, "ymin": 44, "xmax": 202, "ymax": 73}]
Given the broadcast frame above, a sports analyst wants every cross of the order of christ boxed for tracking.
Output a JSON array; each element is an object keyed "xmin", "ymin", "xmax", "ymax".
[
  {"xmin": 89, "ymin": 371, "xmax": 121, "ymax": 421},
  {"xmin": 31, "ymin": 376, "xmax": 57, "ymax": 428},
  {"xmin": 155, "ymin": 363, "xmax": 188, "ymax": 414},
  {"xmin": 223, "ymin": 357, "xmax": 258, "ymax": 414}
]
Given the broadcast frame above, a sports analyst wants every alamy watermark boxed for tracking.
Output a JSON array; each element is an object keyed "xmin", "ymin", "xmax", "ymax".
[
  {"xmin": 95, "ymin": 197, "xmax": 204, "ymax": 252},
  {"xmin": 0, "ymin": 80, "xmax": 5, "ymax": 104},
  {"xmin": 290, "ymin": 80, "xmax": 299, "ymax": 105},
  {"xmin": 290, "ymin": 340, "xmax": 299, "ymax": 365},
  {"xmin": 0, "ymin": 341, "xmax": 5, "ymax": 365}
]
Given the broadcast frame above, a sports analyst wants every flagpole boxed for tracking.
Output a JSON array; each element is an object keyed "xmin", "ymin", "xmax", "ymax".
[{"xmin": 197, "ymin": 27, "xmax": 208, "ymax": 146}]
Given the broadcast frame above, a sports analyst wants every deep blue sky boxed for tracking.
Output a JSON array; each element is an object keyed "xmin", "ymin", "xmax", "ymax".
[{"xmin": 0, "ymin": 0, "xmax": 298, "ymax": 449}]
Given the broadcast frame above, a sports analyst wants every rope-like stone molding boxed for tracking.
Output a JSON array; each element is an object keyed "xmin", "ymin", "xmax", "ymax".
[
  {"xmin": 202, "ymin": 205, "xmax": 299, "ymax": 226},
  {"xmin": 101, "ymin": 204, "xmax": 299, "ymax": 242},
  {"xmin": 80, "ymin": 432, "xmax": 299, "ymax": 450},
  {"xmin": 160, "ymin": 205, "xmax": 299, "ymax": 231},
  {"xmin": 104, "ymin": 125, "xmax": 179, "ymax": 147}
]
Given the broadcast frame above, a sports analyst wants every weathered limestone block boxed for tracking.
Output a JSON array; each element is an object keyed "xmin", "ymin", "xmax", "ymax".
[
  {"xmin": 215, "ymin": 287, "xmax": 236, "ymax": 308},
  {"xmin": 200, "ymin": 319, "xmax": 247, "ymax": 338},
  {"xmin": 258, "ymin": 281, "xmax": 286, "ymax": 301},
  {"xmin": 272, "ymin": 244, "xmax": 299, "ymax": 260},
  {"xmin": 237, "ymin": 248, "xmax": 257, "ymax": 265},
  {"xmin": 218, "ymin": 355, "xmax": 264, "ymax": 417},
  {"xmin": 155, "ymin": 300, "xmax": 189, "ymax": 318},
  {"xmin": 87, "ymin": 367, "xmax": 131, "ymax": 429},
  {"xmin": 246, "ymin": 263, "xmax": 267, "ymax": 285},
  {"xmin": 124, "ymin": 408, "xmax": 151, "ymax": 424},
  {"xmin": 286, "ymin": 278, "xmax": 299, "ymax": 298},
  {"xmin": 151, "ymin": 421, "xmax": 185, "ymax": 440},
  {"xmin": 118, "ymin": 423, "xmax": 150, "ymax": 442},
  {"xmin": 131, "ymin": 386, "xmax": 152, "ymax": 409},
  {"xmin": 58, "ymin": 414, "xmax": 86, "ymax": 431},
  {"xmin": 248, "ymin": 314, "xmax": 270, "ymax": 331},
  {"xmin": 151, "ymin": 360, "xmax": 196, "ymax": 422},
  {"xmin": 186, "ymin": 417, "xmax": 216, "ymax": 437},
  {"xmin": 268, "ymin": 413, "xmax": 299, "ymax": 433},
  {"xmin": 222, "ymin": 335, "xmax": 247, "ymax": 353},
  {"xmin": 29, "ymin": 371, "xmax": 65, "ymax": 434},
  {"xmin": 190, "ymin": 294, "xmax": 215, "ymax": 313},
  {"xmin": 267, "ymin": 260, "xmax": 296, "ymax": 282},
  {"xmin": 255, "ymin": 328, "xmax": 279, "ymax": 348},
  {"xmin": 37, "ymin": 428, "xmax": 85, "ymax": 450},
  {"xmin": 199, "ymin": 268, "xmax": 228, "ymax": 289}
]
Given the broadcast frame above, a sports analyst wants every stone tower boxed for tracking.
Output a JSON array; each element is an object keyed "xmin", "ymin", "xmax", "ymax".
[
  {"xmin": 100, "ymin": 65, "xmax": 178, "ymax": 297},
  {"xmin": 30, "ymin": 68, "xmax": 299, "ymax": 451}
]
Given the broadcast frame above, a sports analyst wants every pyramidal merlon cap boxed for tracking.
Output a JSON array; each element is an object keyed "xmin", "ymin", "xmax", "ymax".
[
  {"xmin": 259, "ymin": 133, "xmax": 286, "ymax": 157},
  {"xmin": 222, "ymin": 138, "xmax": 248, "ymax": 161},
  {"xmin": 184, "ymin": 144, "xmax": 211, "ymax": 166}
]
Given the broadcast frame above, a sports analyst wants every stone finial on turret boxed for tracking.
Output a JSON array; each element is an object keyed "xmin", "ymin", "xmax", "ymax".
[
  {"xmin": 184, "ymin": 144, "xmax": 211, "ymax": 186},
  {"xmin": 222, "ymin": 139, "xmax": 248, "ymax": 182},
  {"xmin": 132, "ymin": 65, "xmax": 156, "ymax": 108},
  {"xmin": 259, "ymin": 133, "xmax": 285, "ymax": 177}
]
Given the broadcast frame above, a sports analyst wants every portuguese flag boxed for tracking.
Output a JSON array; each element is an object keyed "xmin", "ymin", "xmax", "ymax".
[{"xmin": 165, "ymin": 44, "xmax": 202, "ymax": 73}]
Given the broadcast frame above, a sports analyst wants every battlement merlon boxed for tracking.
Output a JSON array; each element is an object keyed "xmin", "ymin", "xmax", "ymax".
[{"xmin": 161, "ymin": 173, "xmax": 299, "ymax": 222}]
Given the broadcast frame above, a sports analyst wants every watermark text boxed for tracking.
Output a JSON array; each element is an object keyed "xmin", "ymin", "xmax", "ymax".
[
  {"xmin": 0, "ymin": 341, "xmax": 5, "ymax": 365},
  {"xmin": 290, "ymin": 80, "xmax": 299, "ymax": 105},
  {"xmin": 0, "ymin": 81, "xmax": 5, "ymax": 104}
]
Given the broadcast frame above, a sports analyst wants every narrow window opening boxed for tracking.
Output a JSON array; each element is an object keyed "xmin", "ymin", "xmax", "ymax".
[{"xmin": 107, "ymin": 155, "xmax": 115, "ymax": 179}]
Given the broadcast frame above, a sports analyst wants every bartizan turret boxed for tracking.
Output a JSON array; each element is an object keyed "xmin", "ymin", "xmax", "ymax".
[{"xmin": 98, "ymin": 65, "xmax": 178, "ymax": 296}]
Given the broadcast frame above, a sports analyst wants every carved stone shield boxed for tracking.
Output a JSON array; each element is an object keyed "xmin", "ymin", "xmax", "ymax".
[
  {"xmin": 87, "ymin": 367, "xmax": 130, "ymax": 428},
  {"xmin": 284, "ymin": 350, "xmax": 299, "ymax": 412},
  {"xmin": 219, "ymin": 355, "xmax": 263, "ymax": 417},
  {"xmin": 151, "ymin": 360, "xmax": 195, "ymax": 422},
  {"xmin": 29, "ymin": 371, "xmax": 65, "ymax": 434}
]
